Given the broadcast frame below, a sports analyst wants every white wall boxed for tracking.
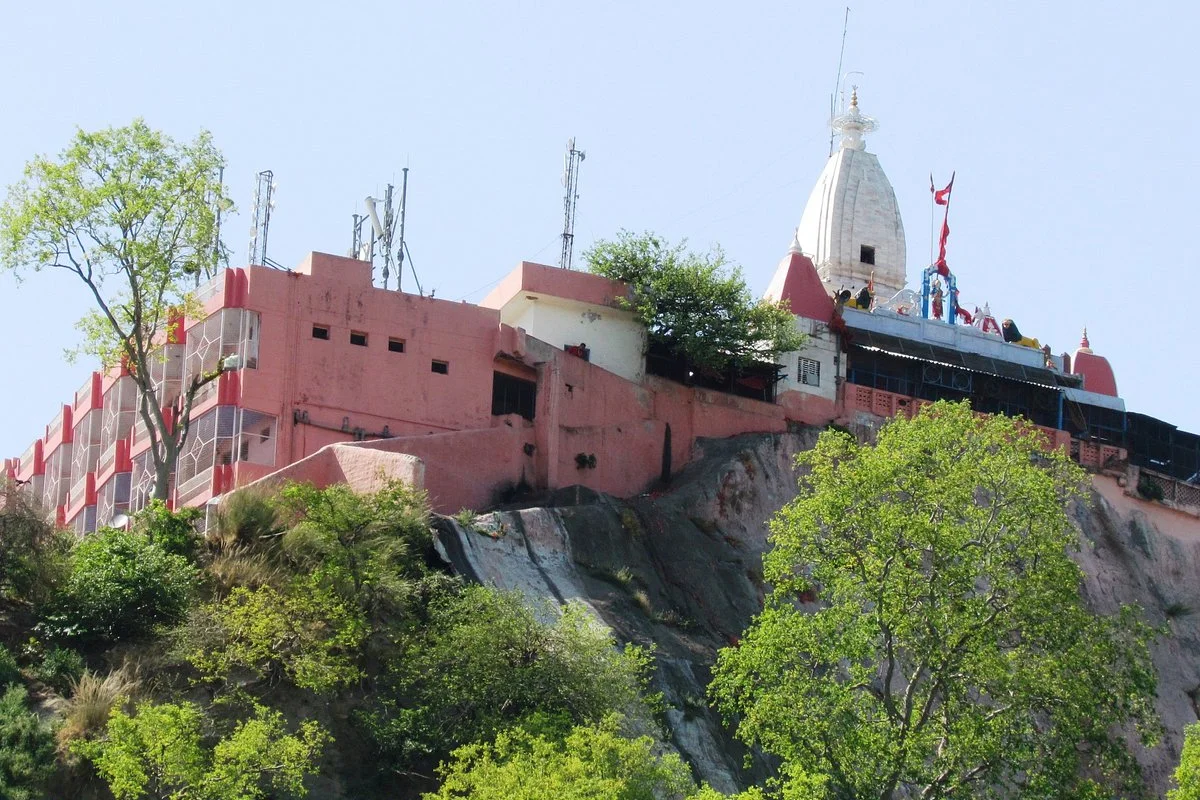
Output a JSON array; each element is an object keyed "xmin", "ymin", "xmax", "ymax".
[
  {"xmin": 776, "ymin": 316, "xmax": 841, "ymax": 403},
  {"xmin": 498, "ymin": 296, "xmax": 647, "ymax": 383}
]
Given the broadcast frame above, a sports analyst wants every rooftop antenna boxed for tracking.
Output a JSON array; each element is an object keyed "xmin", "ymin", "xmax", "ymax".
[
  {"xmin": 354, "ymin": 167, "xmax": 416, "ymax": 292},
  {"xmin": 248, "ymin": 170, "xmax": 284, "ymax": 269},
  {"xmin": 559, "ymin": 138, "xmax": 585, "ymax": 269},
  {"xmin": 828, "ymin": 7, "xmax": 850, "ymax": 157},
  {"xmin": 396, "ymin": 167, "xmax": 409, "ymax": 292}
]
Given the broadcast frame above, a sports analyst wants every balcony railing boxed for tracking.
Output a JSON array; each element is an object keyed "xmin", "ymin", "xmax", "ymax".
[
  {"xmin": 68, "ymin": 474, "xmax": 88, "ymax": 512},
  {"xmin": 74, "ymin": 376, "xmax": 94, "ymax": 410},
  {"xmin": 47, "ymin": 409, "xmax": 64, "ymax": 439},
  {"xmin": 19, "ymin": 442, "xmax": 37, "ymax": 474}
]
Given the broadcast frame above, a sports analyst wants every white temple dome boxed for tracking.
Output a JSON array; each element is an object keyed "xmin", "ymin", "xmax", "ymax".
[{"xmin": 795, "ymin": 91, "xmax": 907, "ymax": 301}]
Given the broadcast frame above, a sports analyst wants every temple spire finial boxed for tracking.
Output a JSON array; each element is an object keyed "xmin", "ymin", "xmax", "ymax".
[
  {"xmin": 832, "ymin": 86, "xmax": 877, "ymax": 152},
  {"xmin": 1079, "ymin": 328, "xmax": 1092, "ymax": 353}
]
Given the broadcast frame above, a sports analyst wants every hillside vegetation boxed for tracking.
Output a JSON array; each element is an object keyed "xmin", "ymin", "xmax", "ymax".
[{"xmin": 0, "ymin": 402, "xmax": 1194, "ymax": 799}]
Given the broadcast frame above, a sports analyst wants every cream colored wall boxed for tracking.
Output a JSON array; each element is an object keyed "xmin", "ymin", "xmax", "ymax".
[
  {"xmin": 500, "ymin": 296, "xmax": 646, "ymax": 383},
  {"xmin": 776, "ymin": 316, "xmax": 841, "ymax": 404}
]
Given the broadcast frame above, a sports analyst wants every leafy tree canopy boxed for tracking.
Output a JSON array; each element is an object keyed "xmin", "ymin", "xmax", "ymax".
[
  {"xmin": 587, "ymin": 231, "xmax": 803, "ymax": 373},
  {"xmin": 425, "ymin": 715, "xmax": 697, "ymax": 800},
  {"xmin": 1170, "ymin": 723, "xmax": 1200, "ymax": 800},
  {"xmin": 0, "ymin": 481, "xmax": 70, "ymax": 604},
  {"xmin": 75, "ymin": 700, "xmax": 327, "ymax": 800},
  {"xmin": 364, "ymin": 586, "xmax": 655, "ymax": 770},
  {"xmin": 710, "ymin": 402, "xmax": 1159, "ymax": 800},
  {"xmin": 44, "ymin": 527, "xmax": 196, "ymax": 643},
  {"xmin": 185, "ymin": 578, "xmax": 368, "ymax": 694}
]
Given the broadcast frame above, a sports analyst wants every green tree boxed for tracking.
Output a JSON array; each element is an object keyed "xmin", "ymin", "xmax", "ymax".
[
  {"xmin": 75, "ymin": 700, "xmax": 327, "ymax": 800},
  {"xmin": 0, "ymin": 685, "xmax": 56, "ymax": 800},
  {"xmin": 586, "ymin": 231, "xmax": 803, "ymax": 373},
  {"xmin": 1170, "ymin": 723, "xmax": 1200, "ymax": 800},
  {"xmin": 426, "ymin": 715, "xmax": 695, "ymax": 800},
  {"xmin": 0, "ymin": 120, "xmax": 232, "ymax": 502},
  {"xmin": 0, "ymin": 481, "xmax": 70, "ymax": 604},
  {"xmin": 133, "ymin": 500, "xmax": 205, "ymax": 561},
  {"xmin": 364, "ymin": 585, "xmax": 654, "ymax": 770},
  {"xmin": 45, "ymin": 527, "xmax": 196, "ymax": 642},
  {"xmin": 710, "ymin": 402, "xmax": 1159, "ymax": 800}
]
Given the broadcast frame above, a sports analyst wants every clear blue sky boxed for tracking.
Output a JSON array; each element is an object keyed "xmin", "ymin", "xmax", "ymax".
[{"xmin": 2, "ymin": 0, "xmax": 1196, "ymax": 459}]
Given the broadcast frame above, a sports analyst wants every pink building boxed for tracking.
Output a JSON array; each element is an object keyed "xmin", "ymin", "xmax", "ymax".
[
  {"xmin": 11, "ymin": 92, "xmax": 1192, "ymax": 523},
  {"xmin": 10, "ymin": 251, "xmax": 835, "ymax": 524}
]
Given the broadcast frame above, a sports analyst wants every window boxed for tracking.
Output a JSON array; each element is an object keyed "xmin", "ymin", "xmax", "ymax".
[
  {"xmin": 860, "ymin": 245, "xmax": 876, "ymax": 265},
  {"xmin": 799, "ymin": 357, "xmax": 821, "ymax": 387},
  {"xmin": 492, "ymin": 372, "xmax": 537, "ymax": 421},
  {"xmin": 388, "ymin": 337, "xmax": 405, "ymax": 353},
  {"xmin": 312, "ymin": 325, "xmax": 330, "ymax": 340},
  {"xmin": 431, "ymin": 360, "xmax": 449, "ymax": 374},
  {"xmin": 350, "ymin": 331, "xmax": 368, "ymax": 347}
]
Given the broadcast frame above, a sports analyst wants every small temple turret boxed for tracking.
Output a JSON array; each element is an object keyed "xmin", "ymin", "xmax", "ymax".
[
  {"xmin": 1071, "ymin": 327, "xmax": 1119, "ymax": 397},
  {"xmin": 795, "ymin": 89, "xmax": 907, "ymax": 301}
]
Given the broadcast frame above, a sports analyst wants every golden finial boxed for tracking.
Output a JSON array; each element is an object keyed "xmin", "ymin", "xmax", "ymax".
[{"xmin": 850, "ymin": 86, "xmax": 859, "ymax": 108}]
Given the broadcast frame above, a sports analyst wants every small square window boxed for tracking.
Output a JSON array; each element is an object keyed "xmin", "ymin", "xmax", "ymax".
[
  {"xmin": 799, "ymin": 357, "xmax": 821, "ymax": 387},
  {"xmin": 388, "ymin": 338, "xmax": 405, "ymax": 353},
  {"xmin": 860, "ymin": 245, "xmax": 876, "ymax": 265},
  {"xmin": 431, "ymin": 360, "xmax": 449, "ymax": 375},
  {"xmin": 312, "ymin": 325, "xmax": 330, "ymax": 340},
  {"xmin": 350, "ymin": 331, "xmax": 368, "ymax": 347}
]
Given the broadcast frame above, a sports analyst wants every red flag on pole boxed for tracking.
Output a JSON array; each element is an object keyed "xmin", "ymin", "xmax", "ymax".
[
  {"xmin": 933, "ymin": 173, "xmax": 955, "ymax": 206},
  {"xmin": 930, "ymin": 172, "xmax": 956, "ymax": 274}
]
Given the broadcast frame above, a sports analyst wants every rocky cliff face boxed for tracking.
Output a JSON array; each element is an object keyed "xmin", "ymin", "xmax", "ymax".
[{"xmin": 435, "ymin": 429, "xmax": 1200, "ymax": 795}]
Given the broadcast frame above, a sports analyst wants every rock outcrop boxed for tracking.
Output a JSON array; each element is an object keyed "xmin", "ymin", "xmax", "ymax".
[{"xmin": 435, "ymin": 429, "xmax": 1200, "ymax": 795}]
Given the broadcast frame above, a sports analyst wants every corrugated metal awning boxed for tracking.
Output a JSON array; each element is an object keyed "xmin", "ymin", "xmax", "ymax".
[{"xmin": 847, "ymin": 329, "xmax": 1082, "ymax": 390}]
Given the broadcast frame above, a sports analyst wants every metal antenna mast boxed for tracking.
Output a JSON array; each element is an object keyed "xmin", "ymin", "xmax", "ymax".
[
  {"xmin": 559, "ymin": 138, "xmax": 585, "ymax": 269},
  {"xmin": 396, "ymin": 167, "xmax": 409, "ymax": 292},
  {"xmin": 248, "ymin": 170, "xmax": 283, "ymax": 268},
  {"xmin": 355, "ymin": 168, "xmax": 416, "ymax": 292},
  {"xmin": 829, "ymin": 7, "xmax": 850, "ymax": 157}
]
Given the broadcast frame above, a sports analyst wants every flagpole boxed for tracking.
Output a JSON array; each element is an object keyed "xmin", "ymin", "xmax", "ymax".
[{"xmin": 929, "ymin": 175, "xmax": 936, "ymax": 268}]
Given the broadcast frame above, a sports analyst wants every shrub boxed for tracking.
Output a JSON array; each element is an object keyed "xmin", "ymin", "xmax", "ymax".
[
  {"xmin": 364, "ymin": 585, "xmax": 655, "ymax": 768},
  {"xmin": 132, "ymin": 500, "xmax": 203, "ymax": 560},
  {"xmin": 0, "ymin": 685, "xmax": 55, "ymax": 800},
  {"xmin": 206, "ymin": 548, "xmax": 284, "ymax": 593},
  {"xmin": 33, "ymin": 646, "xmax": 84, "ymax": 694},
  {"xmin": 184, "ymin": 577, "xmax": 367, "ymax": 694},
  {"xmin": 74, "ymin": 700, "xmax": 327, "ymax": 800},
  {"xmin": 1138, "ymin": 476, "xmax": 1165, "ymax": 502},
  {"xmin": 44, "ymin": 528, "xmax": 196, "ymax": 642},
  {"xmin": 275, "ymin": 480, "xmax": 435, "ymax": 618},
  {"xmin": 0, "ymin": 646, "xmax": 19, "ymax": 688},
  {"xmin": 425, "ymin": 715, "xmax": 695, "ymax": 800},
  {"xmin": 213, "ymin": 488, "xmax": 281, "ymax": 552},
  {"xmin": 0, "ymin": 481, "xmax": 70, "ymax": 603}
]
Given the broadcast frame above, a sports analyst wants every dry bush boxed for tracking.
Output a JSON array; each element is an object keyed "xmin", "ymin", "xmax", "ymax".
[
  {"xmin": 211, "ymin": 488, "xmax": 280, "ymax": 552},
  {"xmin": 206, "ymin": 548, "xmax": 284, "ymax": 594},
  {"xmin": 56, "ymin": 667, "xmax": 140, "ymax": 752}
]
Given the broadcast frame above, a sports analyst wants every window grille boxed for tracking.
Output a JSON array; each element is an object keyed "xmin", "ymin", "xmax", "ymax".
[
  {"xmin": 97, "ymin": 472, "xmax": 131, "ymax": 528},
  {"xmin": 128, "ymin": 450, "xmax": 160, "ymax": 515},
  {"xmin": 799, "ymin": 357, "xmax": 821, "ymax": 387}
]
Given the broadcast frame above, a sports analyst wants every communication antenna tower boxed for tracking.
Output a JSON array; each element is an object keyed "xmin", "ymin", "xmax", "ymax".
[
  {"xmin": 353, "ymin": 167, "xmax": 417, "ymax": 292},
  {"xmin": 559, "ymin": 138, "xmax": 585, "ymax": 269},
  {"xmin": 248, "ymin": 170, "xmax": 284, "ymax": 269}
]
